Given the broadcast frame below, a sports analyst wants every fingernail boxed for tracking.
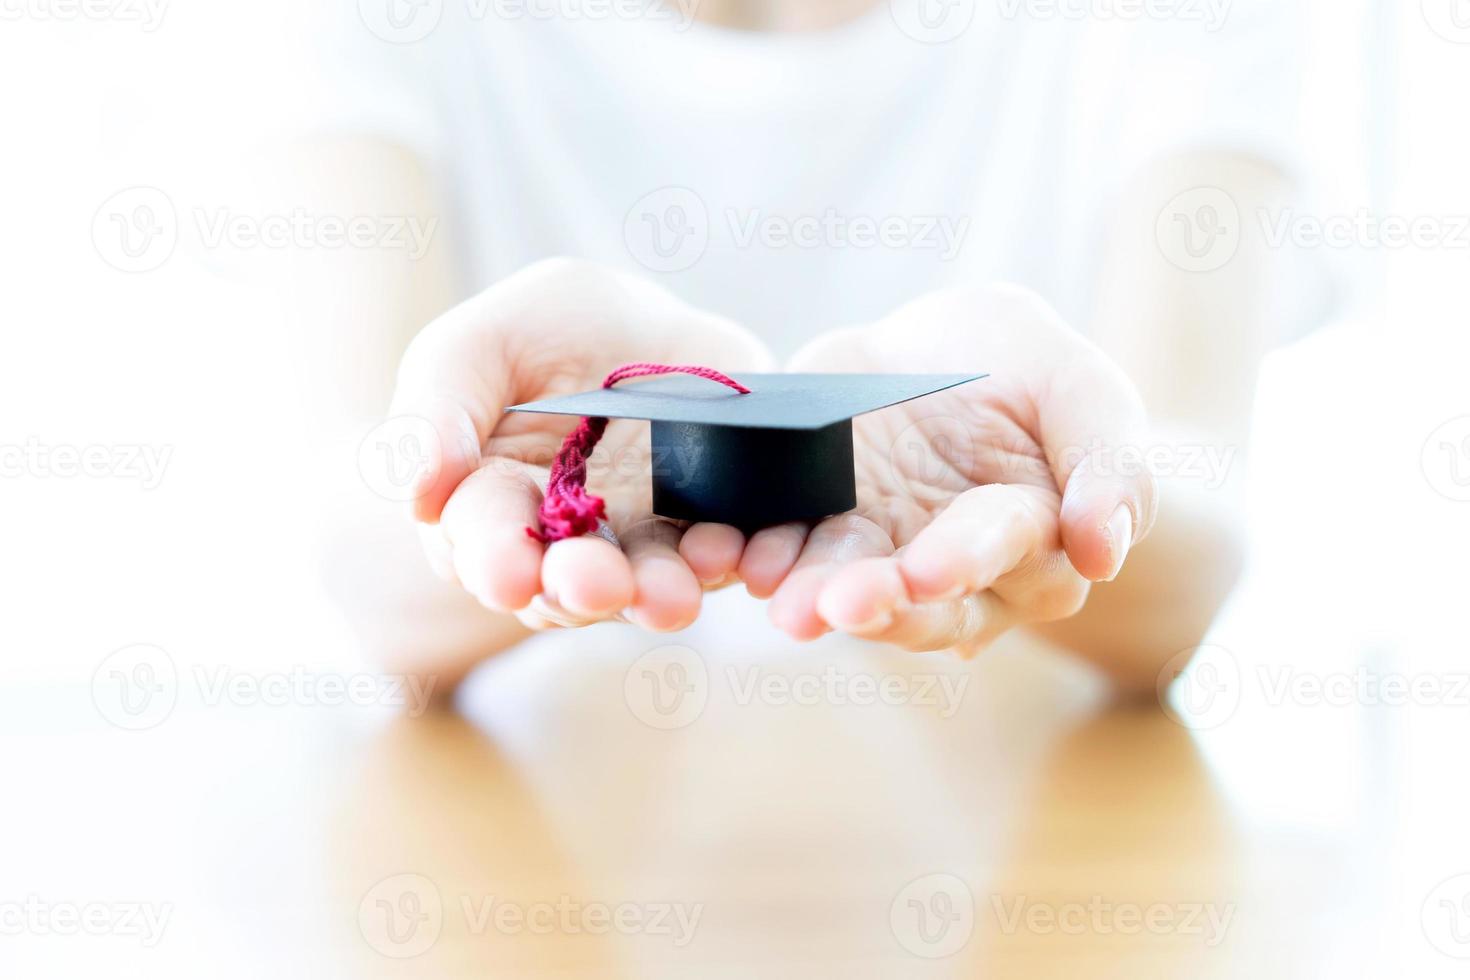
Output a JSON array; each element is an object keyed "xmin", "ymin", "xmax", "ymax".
[
  {"xmin": 1104, "ymin": 505, "xmax": 1134, "ymax": 581},
  {"xmin": 842, "ymin": 610, "xmax": 894, "ymax": 634},
  {"xmin": 925, "ymin": 583, "xmax": 966, "ymax": 603}
]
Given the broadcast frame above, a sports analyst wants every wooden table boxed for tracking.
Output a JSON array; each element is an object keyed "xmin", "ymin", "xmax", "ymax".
[{"xmin": 6, "ymin": 613, "xmax": 1458, "ymax": 978}]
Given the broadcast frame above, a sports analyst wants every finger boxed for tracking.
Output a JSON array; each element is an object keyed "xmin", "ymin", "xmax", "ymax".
[
  {"xmin": 622, "ymin": 518, "xmax": 703, "ymax": 632},
  {"xmin": 440, "ymin": 462, "xmax": 545, "ymax": 612},
  {"xmin": 541, "ymin": 535, "xmax": 635, "ymax": 619},
  {"xmin": 417, "ymin": 522, "xmax": 456, "ymax": 582},
  {"xmin": 390, "ymin": 299, "xmax": 511, "ymax": 524},
  {"xmin": 814, "ymin": 558, "xmax": 908, "ymax": 635},
  {"xmin": 768, "ymin": 515, "xmax": 894, "ymax": 641},
  {"xmin": 1038, "ymin": 350, "xmax": 1159, "ymax": 581},
  {"xmin": 677, "ymin": 523, "xmax": 746, "ymax": 587},
  {"xmin": 865, "ymin": 591, "xmax": 1013, "ymax": 656},
  {"xmin": 737, "ymin": 523, "xmax": 809, "ymax": 599},
  {"xmin": 896, "ymin": 484, "xmax": 1048, "ymax": 603},
  {"xmin": 515, "ymin": 594, "xmax": 630, "ymax": 631}
]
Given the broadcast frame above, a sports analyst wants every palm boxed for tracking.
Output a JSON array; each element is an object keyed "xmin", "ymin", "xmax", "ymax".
[
  {"xmin": 401, "ymin": 259, "xmax": 774, "ymax": 630},
  {"xmin": 485, "ymin": 404, "xmax": 656, "ymax": 535},
  {"xmin": 790, "ymin": 308, "xmax": 1065, "ymax": 555},
  {"xmin": 744, "ymin": 285, "xmax": 1145, "ymax": 649}
]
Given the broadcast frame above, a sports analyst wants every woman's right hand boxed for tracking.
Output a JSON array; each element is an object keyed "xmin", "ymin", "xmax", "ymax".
[{"xmin": 389, "ymin": 258, "xmax": 775, "ymax": 632}]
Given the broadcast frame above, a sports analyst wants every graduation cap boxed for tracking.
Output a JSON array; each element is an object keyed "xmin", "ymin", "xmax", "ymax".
[{"xmin": 511, "ymin": 363, "xmax": 985, "ymax": 542}]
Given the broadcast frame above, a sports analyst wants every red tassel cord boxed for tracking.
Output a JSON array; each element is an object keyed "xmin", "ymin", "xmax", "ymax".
[{"xmin": 527, "ymin": 364, "xmax": 751, "ymax": 544}]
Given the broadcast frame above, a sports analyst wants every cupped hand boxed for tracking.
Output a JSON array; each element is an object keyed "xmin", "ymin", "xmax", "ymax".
[
  {"xmin": 390, "ymin": 258, "xmax": 773, "ymax": 631},
  {"xmin": 746, "ymin": 284, "xmax": 1159, "ymax": 655}
]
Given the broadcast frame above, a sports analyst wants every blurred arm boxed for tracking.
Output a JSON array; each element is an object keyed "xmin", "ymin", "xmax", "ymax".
[
  {"xmin": 1030, "ymin": 150, "xmax": 1298, "ymax": 691},
  {"xmin": 283, "ymin": 136, "xmax": 529, "ymax": 696}
]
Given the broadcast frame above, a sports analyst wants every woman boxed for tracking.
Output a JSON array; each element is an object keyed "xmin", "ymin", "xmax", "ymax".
[{"xmin": 305, "ymin": 0, "xmax": 1307, "ymax": 695}]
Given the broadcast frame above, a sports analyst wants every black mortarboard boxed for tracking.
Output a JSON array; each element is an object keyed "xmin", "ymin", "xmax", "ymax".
[{"xmin": 511, "ymin": 368, "xmax": 985, "ymax": 538}]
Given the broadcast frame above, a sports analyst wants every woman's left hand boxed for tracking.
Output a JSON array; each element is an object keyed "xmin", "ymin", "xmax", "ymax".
[{"xmin": 735, "ymin": 284, "xmax": 1159, "ymax": 655}]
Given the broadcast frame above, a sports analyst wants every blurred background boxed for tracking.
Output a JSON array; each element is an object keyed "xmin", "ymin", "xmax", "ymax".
[{"xmin": 2, "ymin": 0, "xmax": 1468, "ymax": 977}]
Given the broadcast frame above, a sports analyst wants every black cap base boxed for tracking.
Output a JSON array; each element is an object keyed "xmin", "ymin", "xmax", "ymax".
[{"xmin": 650, "ymin": 419, "xmax": 856, "ymax": 531}]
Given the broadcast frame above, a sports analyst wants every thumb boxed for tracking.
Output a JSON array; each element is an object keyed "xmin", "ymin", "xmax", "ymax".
[
  {"xmin": 1041, "ymin": 351, "xmax": 1159, "ymax": 581},
  {"xmin": 388, "ymin": 302, "xmax": 508, "ymax": 524}
]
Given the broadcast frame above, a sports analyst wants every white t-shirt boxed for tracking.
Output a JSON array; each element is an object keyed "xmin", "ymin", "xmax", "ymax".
[{"xmin": 304, "ymin": 0, "xmax": 1303, "ymax": 356}]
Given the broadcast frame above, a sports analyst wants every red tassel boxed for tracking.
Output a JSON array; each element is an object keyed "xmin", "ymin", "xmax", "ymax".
[{"xmin": 527, "ymin": 364, "xmax": 751, "ymax": 544}]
